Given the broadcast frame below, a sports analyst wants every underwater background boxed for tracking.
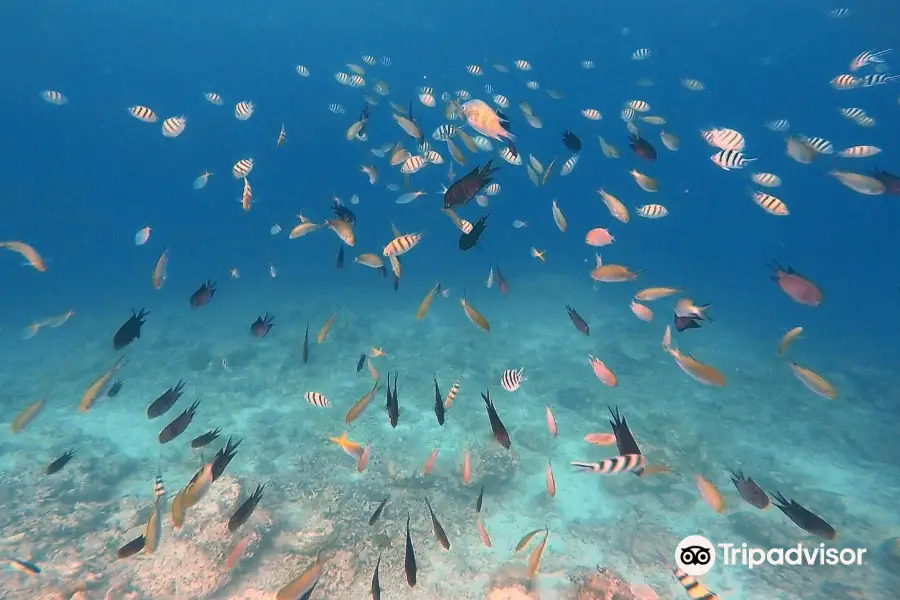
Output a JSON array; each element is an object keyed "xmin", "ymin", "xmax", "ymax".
[{"xmin": 1, "ymin": 0, "xmax": 899, "ymax": 599}]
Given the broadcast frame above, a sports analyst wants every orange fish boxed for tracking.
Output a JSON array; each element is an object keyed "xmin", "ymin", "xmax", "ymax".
[
  {"xmin": 696, "ymin": 474, "xmax": 725, "ymax": 513},
  {"xmin": 329, "ymin": 432, "xmax": 363, "ymax": 459},
  {"xmin": 241, "ymin": 177, "xmax": 252, "ymax": 212},
  {"xmin": 79, "ymin": 356, "xmax": 126, "ymax": 412},
  {"xmin": 789, "ymin": 361, "xmax": 836, "ymax": 399},
  {"xmin": 316, "ymin": 312, "xmax": 335, "ymax": 343},
  {"xmin": 476, "ymin": 518, "xmax": 492, "ymax": 547},
  {"xmin": 0, "ymin": 241, "xmax": 46, "ymax": 271},
  {"xmin": 11, "ymin": 399, "xmax": 44, "ymax": 433},
  {"xmin": 151, "ymin": 248, "xmax": 168, "ymax": 289},
  {"xmin": 423, "ymin": 447, "xmax": 439, "ymax": 476},
  {"xmin": 665, "ymin": 344, "xmax": 725, "ymax": 386},
  {"xmin": 588, "ymin": 354, "xmax": 617, "ymax": 386},
  {"xmin": 583, "ymin": 432, "xmax": 616, "ymax": 446}
]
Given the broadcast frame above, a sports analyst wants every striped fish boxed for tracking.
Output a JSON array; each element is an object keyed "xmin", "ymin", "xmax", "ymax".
[
  {"xmin": 857, "ymin": 73, "xmax": 900, "ymax": 87},
  {"xmin": 631, "ymin": 48, "xmax": 651, "ymax": 60},
  {"xmin": 702, "ymin": 127, "xmax": 745, "ymax": 151},
  {"xmin": 751, "ymin": 172, "xmax": 781, "ymax": 187},
  {"xmin": 581, "ymin": 108, "xmax": 602, "ymax": 120},
  {"xmin": 232, "ymin": 158, "xmax": 254, "ymax": 179},
  {"xmin": 41, "ymin": 90, "xmax": 68, "ymax": 105},
  {"xmin": 636, "ymin": 204, "xmax": 668, "ymax": 218},
  {"xmin": 571, "ymin": 453, "xmax": 646, "ymax": 474},
  {"xmin": 798, "ymin": 136, "xmax": 834, "ymax": 154},
  {"xmin": 400, "ymin": 155, "xmax": 427, "ymax": 174},
  {"xmin": 234, "ymin": 101, "xmax": 255, "ymax": 120},
  {"xmin": 128, "ymin": 105, "xmax": 158, "ymax": 123},
  {"xmin": 161, "ymin": 116, "xmax": 186, "ymax": 138},
  {"xmin": 443, "ymin": 379, "xmax": 460, "ymax": 409},
  {"xmin": 750, "ymin": 191, "xmax": 789, "ymax": 216},
  {"xmin": 710, "ymin": 150, "xmax": 755, "ymax": 171},
  {"xmin": 383, "ymin": 233, "xmax": 423, "ymax": 257},
  {"xmin": 204, "ymin": 92, "xmax": 224, "ymax": 105},
  {"xmin": 765, "ymin": 119, "xmax": 790, "ymax": 132},
  {"xmin": 668, "ymin": 563, "xmax": 720, "ymax": 599},
  {"xmin": 304, "ymin": 392, "xmax": 329, "ymax": 407},
  {"xmin": 838, "ymin": 145, "xmax": 881, "ymax": 158},
  {"xmin": 500, "ymin": 368, "xmax": 525, "ymax": 392},
  {"xmin": 849, "ymin": 49, "xmax": 891, "ymax": 71},
  {"xmin": 560, "ymin": 154, "xmax": 580, "ymax": 176},
  {"xmin": 830, "ymin": 74, "xmax": 859, "ymax": 89}
]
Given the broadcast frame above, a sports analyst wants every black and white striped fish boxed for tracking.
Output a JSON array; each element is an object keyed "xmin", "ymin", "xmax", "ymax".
[
  {"xmin": 798, "ymin": 136, "xmax": 834, "ymax": 154},
  {"xmin": 128, "ymin": 105, "xmax": 158, "ymax": 123},
  {"xmin": 710, "ymin": 149, "xmax": 755, "ymax": 170},
  {"xmin": 161, "ymin": 116, "xmax": 186, "ymax": 138},
  {"xmin": 234, "ymin": 101, "xmax": 254, "ymax": 120},
  {"xmin": 571, "ymin": 453, "xmax": 646, "ymax": 474},
  {"xmin": 232, "ymin": 158, "xmax": 254, "ymax": 178},
  {"xmin": 304, "ymin": 391, "xmax": 329, "ymax": 407},
  {"xmin": 500, "ymin": 368, "xmax": 525, "ymax": 392},
  {"xmin": 204, "ymin": 92, "xmax": 224, "ymax": 105},
  {"xmin": 849, "ymin": 49, "xmax": 891, "ymax": 71},
  {"xmin": 41, "ymin": 90, "xmax": 68, "ymax": 105},
  {"xmin": 857, "ymin": 73, "xmax": 900, "ymax": 87}
]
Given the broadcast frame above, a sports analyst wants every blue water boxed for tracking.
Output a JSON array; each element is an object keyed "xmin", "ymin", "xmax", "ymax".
[{"xmin": 2, "ymin": 1, "xmax": 899, "ymax": 599}]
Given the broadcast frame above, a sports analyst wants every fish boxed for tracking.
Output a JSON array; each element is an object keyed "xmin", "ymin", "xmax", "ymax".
[
  {"xmin": 608, "ymin": 405, "xmax": 642, "ymax": 456},
  {"xmin": 443, "ymin": 160, "xmax": 500, "ymax": 209},
  {"xmin": 527, "ymin": 528, "xmax": 550, "ymax": 577},
  {"xmin": 386, "ymin": 371, "xmax": 399, "ymax": 427},
  {"xmin": 369, "ymin": 496, "xmax": 389, "ymax": 525},
  {"xmin": 5, "ymin": 557, "xmax": 40, "ymax": 575},
  {"xmin": 329, "ymin": 432, "xmax": 362, "ymax": 459},
  {"xmin": 147, "ymin": 380, "xmax": 186, "ymax": 419},
  {"xmin": 336, "ymin": 244, "xmax": 345, "ymax": 269},
  {"xmin": 674, "ymin": 315, "xmax": 703, "ymax": 332},
  {"xmin": 729, "ymin": 470, "xmax": 770, "ymax": 509},
  {"xmin": 211, "ymin": 437, "xmax": 242, "ymax": 481},
  {"xmin": 250, "ymin": 313, "xmax": 275, "ymax": 337},
  {"xmin": 433, "ymin": 375, "xmax": 445, "ymax": 425},
  {"xmin": 565, "ymin": 304, "xmax": 589, "ymax": 335},
  {"xmin": 768, "ymin": 260, "xmax": 823, "ymax": 306},
  {"xmin": 225, "ymin": 535, "xmax": 252, "ymax": 570},
  {"xmin": 158, "ymin": 399, "xmax": 200, "ymax": 443},
  {"xmin": 345, "ymin": 379, "xmax": 380, "ymax": 424},
  {"xmin": 116, "ymin": 535, "xmax": 146, "ymax": 559},
  {"xmin": 561, "ymin": 129, "xmax": 582, "ymax": 152},
  {"xmin": 777, "ymin": 326, "xmax": 803, "ymax": 357},
  {"xmin": 79, "ymin": 356, "xmax": 126, "ymax": 412},
  {"xmin": 571, "ymin": 453, "xmax": 647, "ymax": 474},
  {"xmin": 370, "ymin": 552, "xmax": 382, "ymax": 600},
  {"xmin": 789, "ymin": 360, "xmax": 837, "ymax": 399},
  {"xmin": 494, "ymin": 265, "xmax": 509, "ymax": 294},
  {"xmin": 416, "ymin": 282, "xmax": 441, "ymax": 320},
  {"xmin": 481, "ymin": 388, "xmax": 511, "ymax": 449},
  {"xmin": 317, "ymin": 312, "xmax": 335, "ymax": 343},
  {"xmin": 628, "ymin": 133, "xmax": 657, "ymax": 161},
  {"xmin": 771, "ymin": 491, "xmax": 837, "ymax": 539},
  {"xmin": 476, "ymin": 485, "xmax": 484, "ymax": 513},
  {"xmin": 190, "ymin": 428, "xmax": 220, "ymax": 448},
  {"xmin": 404, "ymin": 513, "xmax": 417, "ymax": 587},
  {"xmin": 546, "ymin": 461, "xmax": 556, "ymax": 497},
  {"xmin": 113, "ymin": 308, "xmax": 149, "ymax": 350},
  {"xmin": 356, "ymin": 353, "xmax": 367, "ymax": 373},
  {"xmin": 11, "ymin": 399, "xmax": 44, "ymax": 433},
  {"xmin": 461, "ymin": 292, "xmax": 490, "ymax": 331},
  {"xmin": 424, "ymin": 496, "xmax": 450, "ymax": 550},
  {"xmin": 228, "ymin": 484, "xmax": 265, "ymax": 532},
  {"xmin": 0, "ymin": 241, "xmax": 46, "ymax": 271},
  {"xmin": 695, "ymin": 474, "xmax": 725, "ymax": 513},
  {"xmin": 143, "ymin": 473, "xmax": 165, "ymax": 554},
  {"xmin": 545, "ymin": 406, "xmax": 558, "ymax": 437},
  {"xmin": 275, "ymin": 552, "xmax": 325, "ymax": 600},
  {"xmin": 106, "ymin": 380, "xmax": 123, "ymax": 397},
  {"xmin": 189, "ymin": 279, "xmax": 216, "ymax": 308},
  {"xmin": 46, "ymin": 449, "xmax": 75, "ymax": 475},
  {"xmin": 459, "ymin": 214, "xmax": 489, "ymax": 250},
  {"xmin": 181, "ymin": 463, "xmax": 214, "ymax": 512},
  {"xmin": 301, "ymin": 322, "xmax": 310, "ymax": 363},
  {"xmin": 515, "ymin": 528, "xmax": 543, "ymax": 552}
]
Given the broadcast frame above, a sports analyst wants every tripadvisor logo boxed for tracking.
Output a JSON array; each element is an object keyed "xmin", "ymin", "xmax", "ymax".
[{"xmin": 676, "ymin": 535, "xmax": 867, "ymax": 575}]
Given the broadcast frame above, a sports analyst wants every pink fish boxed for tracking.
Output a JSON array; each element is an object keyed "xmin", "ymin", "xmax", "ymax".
[
  {"xmin": 423, "ymin": 447, "xmax": 439, "ymax": 476},
  {"xmin": 225, "ymin": 535, "xmax": 252, "ymax": 570},
  {"xmin": 545, "ymin": 405, "xmax": 558, "ymax": 437},
  {"xmin": 769, "ymin": 261, "xmax": 823, "ymax": 307}
]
